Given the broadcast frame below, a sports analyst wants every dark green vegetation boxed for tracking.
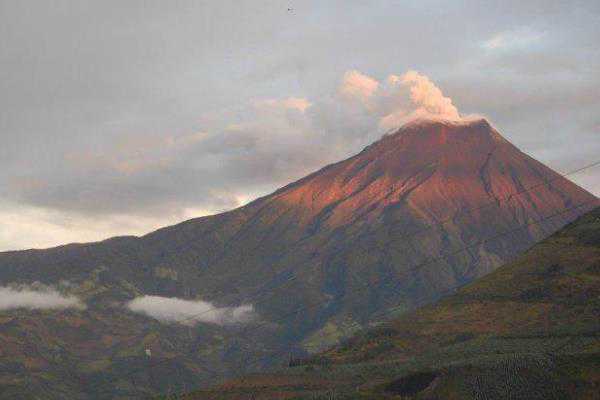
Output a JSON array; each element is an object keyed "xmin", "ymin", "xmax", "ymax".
[
  {"xmin": 188, "ymin": 207, "xmax": 600, "ymax": 399},
  {"xmin": 0, "ymin": 119, "xmax": 597, "ymax": 398}
]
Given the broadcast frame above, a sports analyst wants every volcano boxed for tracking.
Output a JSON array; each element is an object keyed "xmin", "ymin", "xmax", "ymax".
[{"xmin": 0, "ymin": 118, "xmax": 597, "ymax": 398}]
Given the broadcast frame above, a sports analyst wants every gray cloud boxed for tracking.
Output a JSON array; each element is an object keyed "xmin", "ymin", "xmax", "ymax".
[
  {"xmin": 0, "ymin": 283, "xmax": 85, "ymax": 311},
  {"xmin": 126, "ymin": 295, "xmax": 254, "ymax": 325}
]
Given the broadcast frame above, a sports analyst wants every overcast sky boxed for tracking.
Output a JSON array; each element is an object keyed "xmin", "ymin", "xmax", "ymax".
[{"xmin": 1, "ymin": 0, "xmax": 599, "ymax": 251}]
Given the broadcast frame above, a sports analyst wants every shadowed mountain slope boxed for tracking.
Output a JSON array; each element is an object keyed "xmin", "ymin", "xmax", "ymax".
[
  {"xmin": 190, "ymin": 206, "xmax": 600, "ymax": 400},
  {"xmin": 0, "ymin": 118, "xmax": 597, "ymax": 398}
]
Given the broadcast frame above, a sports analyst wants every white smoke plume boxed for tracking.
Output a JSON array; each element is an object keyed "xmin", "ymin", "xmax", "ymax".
[
  {"xmin": 126, "ymin": 295, "xmax": 254, "ymax": 325},
  {"xmin": 0, "ymin": 283, "xmax": 85, "ymax": 311},
  {"xmin": 336, "ymin": 69, "xmax": 462, "ymax": 130}
]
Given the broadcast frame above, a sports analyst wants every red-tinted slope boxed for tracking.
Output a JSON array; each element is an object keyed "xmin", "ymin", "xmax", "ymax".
[{"xmin": 255, "ymin": 118, "xmax": 588, "ymax": 232}]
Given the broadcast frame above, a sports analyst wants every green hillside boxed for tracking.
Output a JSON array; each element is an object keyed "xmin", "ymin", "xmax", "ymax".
[{"xmin": 189, "ymin": 206, "xmax": 600, "ymax": 399}]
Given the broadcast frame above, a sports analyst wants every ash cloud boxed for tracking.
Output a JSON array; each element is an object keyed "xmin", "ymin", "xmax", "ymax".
[
  {"xmin": 126, "ymin": 295, "xmax": 254, "ymax": 325},
  {"xmin": 337, "ymin": 69, "xmax": 463, "ymax": 130},
  {"xmin": 0, "ymin": 283, "xmax": 85, "ymax": 311}
]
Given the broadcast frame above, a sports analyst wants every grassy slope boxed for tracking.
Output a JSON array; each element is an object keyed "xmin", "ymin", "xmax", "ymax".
[{"xmin": 187, "ymin": 206, "xmax": 600, "ymax": 399}]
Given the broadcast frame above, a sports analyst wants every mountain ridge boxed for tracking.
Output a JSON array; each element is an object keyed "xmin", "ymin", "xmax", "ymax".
[{"xmin": 0, "ymin": 118, "xmax": 597, "ymax": 398}]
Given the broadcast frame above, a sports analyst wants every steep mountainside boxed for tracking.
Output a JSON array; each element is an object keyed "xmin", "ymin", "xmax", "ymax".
[
  {"xmin": 0, "ymin": 118, "xmax": 597, "ymax": 398},
  {"xmin": 192, "ymin": 206, "xmax": 600, "ymax": 400}
]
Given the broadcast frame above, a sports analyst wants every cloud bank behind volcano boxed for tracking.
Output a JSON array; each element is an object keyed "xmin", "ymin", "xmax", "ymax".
[{"xmin": 2, "ymin": 70, "xmax": 474, "ymax": 251}]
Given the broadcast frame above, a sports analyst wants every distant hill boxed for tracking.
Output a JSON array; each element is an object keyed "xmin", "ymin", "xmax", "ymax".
[
  {"xmin": 0, "ymin": 118, "xmax": 596, "ymax": 398},
  {"xmin": 194, "ymin": 206, "xmax": 600, "ymax": 399}
]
